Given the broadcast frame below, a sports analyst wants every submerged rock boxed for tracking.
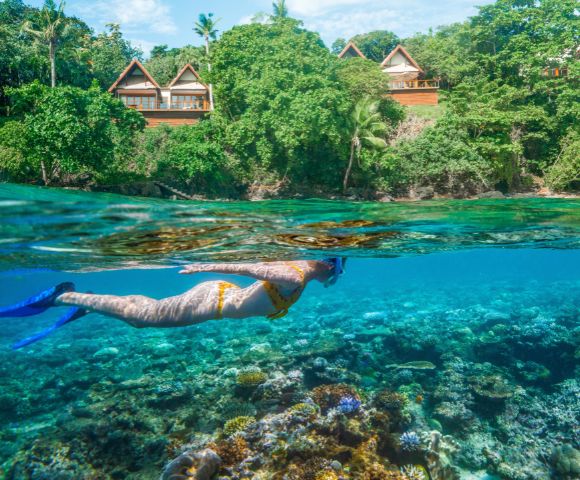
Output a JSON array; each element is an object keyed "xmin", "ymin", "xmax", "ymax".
[
  {"xmin": 550, "ymin": 445, "xmax": 580, "ymax": 477},
  {"xmin": 160, "ymin": 448, "xmax": 221, "ymax": 480}
]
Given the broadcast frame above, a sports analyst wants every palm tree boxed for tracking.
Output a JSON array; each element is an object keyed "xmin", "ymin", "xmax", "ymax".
[
  {"xmin": 193, "ymin": 13, "xmax": 220, "ymax": 110},
  {"xmin": 22, "ymin": 0, "xmax": 68, "ymax": 88},
  {"xmin": 343, "ymin": 98, "xmax": 388, "ymax": 193},
  {"xmin": 272, "ymin": 0, "xmax": 289, "ymax": 18}
]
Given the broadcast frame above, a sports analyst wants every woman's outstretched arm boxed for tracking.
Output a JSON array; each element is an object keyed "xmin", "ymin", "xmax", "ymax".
[{"xmin": 179, "ymin": 261, "xmax": 316, "ymax": 288}]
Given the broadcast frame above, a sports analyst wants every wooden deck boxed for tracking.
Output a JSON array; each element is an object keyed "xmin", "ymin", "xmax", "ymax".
[
  {"xmin": 125, "ymin": 102, "xmax": 210, "ymax": 127},
  {"xmin": 387, "ymin": 79, "xmax": 439, "ymax": 106},
  {"xmin": 142, "ymin": 110, "xmax": 208, "ymax": 127}
]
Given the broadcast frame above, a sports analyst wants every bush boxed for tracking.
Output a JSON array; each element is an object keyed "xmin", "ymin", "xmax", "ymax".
[
  {"xmin": 544, "ymin": 131, "xmax": 580, "ymax": 192},
  {"xmin": 136, "ymin": 119, "xmax": 242, "ymax": 197},
  {"xmin": 1, "ymin": 82, "xmax": 145, "ymax": 185},
  {"xmin": 394, "ymin": 115, "xmax": 493, "ymax": 196}
]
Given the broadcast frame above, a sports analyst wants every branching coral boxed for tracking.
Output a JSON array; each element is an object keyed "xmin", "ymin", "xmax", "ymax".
[
  {"xmin": 222, "ymin": 416, "xmax": 255, "ymax": 437},
  {"xmin": 400, "ymin": 431, "xmax": 421, "ymax": 452},
  {"xmin": 288, "ymin": 402, "xmax": 319, "ymax": 419},
  {"xmin": 236, "ymin": 370, "xmax": 267, "ymax": 387},
  {"xmin": 373, "ymin": 390, "xmax": 408, "ymax": 412},
  {"xmin": 208, "ymin": 436, "xmax": 249, "ymax": 466},
  {"xmin": 337, "ymin": 395, "xmax": 362, "ymax": 415},
  {"xmin": 400, "ymin": 464, "xmax": 428, "ymax": 480}
]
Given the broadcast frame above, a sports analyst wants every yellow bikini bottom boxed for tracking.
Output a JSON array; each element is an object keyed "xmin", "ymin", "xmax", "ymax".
[{"xmin": 216, "ymin": 281, "xmax": 239, "ymax": 319}]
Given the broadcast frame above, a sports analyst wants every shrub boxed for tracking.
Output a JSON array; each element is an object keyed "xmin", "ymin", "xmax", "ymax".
[{"xmin": 544, "ymin": 131, "xmax": 580, "ymax": 192}]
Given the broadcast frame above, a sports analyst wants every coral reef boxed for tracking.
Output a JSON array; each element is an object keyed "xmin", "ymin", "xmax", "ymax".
[
  {"xmin": 222, "ymin": 416, "xmax": 255, "ymax": 437},
  {"xmin": 235, "ymin": 369, "xmax": 267, "ymax": 387},
  {"xmin": 1, "ymin": 270, "xmax": 578, "ymax": 480}
]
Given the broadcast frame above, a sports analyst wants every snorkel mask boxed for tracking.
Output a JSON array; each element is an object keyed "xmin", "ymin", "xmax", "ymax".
[{"xmin": 323, "ymin": 257, "xmax": 347, "ymax": 287}]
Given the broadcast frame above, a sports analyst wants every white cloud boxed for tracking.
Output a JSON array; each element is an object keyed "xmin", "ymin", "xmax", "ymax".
[
  {"xmin": 287, "ymin": 0, "xmax": 495, "ymax": 43},
  {"xmin": 78, "ymin": 0, "xmax": 177, "ymax": 35},
  {"xmin": 287, "ymin": 0, "xmax": 375, "ymax": 17}
]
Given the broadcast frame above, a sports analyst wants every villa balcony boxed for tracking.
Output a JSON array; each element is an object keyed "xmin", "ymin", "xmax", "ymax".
[
  {"xmin": 387, "ymin": 79, "xmax": 439, "ymax": 106},
  {"xmin": 125, "ymin": 100, "xmax": 211, "ymax": 127},
  {"xmin": 388, "ymin": 79, "xmax": 440, "ymax": 90},
  {"xmin": 126, "ymin": 100, "xmax": 211, "ymax": 112}
]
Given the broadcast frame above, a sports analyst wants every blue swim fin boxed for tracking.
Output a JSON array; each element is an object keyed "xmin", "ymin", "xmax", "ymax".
[
  {"xmin": 11, "ymin": 306, "xmax": 88, "ymax": 350},
  {"xmin": 0, "ymin": 282, "xmax": 75, "ymax": 318}
]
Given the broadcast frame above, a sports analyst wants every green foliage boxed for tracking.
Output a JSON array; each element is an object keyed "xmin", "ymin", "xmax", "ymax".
[
  {"xmin": 397, "ymin": 0, "xmax": 579, "ymax": 193},
  {"xmin": 1, "ymin": 82, "xmax": 145, "ymax": 185},
  {"xmin": 335, "ymin": 58, "xmax": 405, "ymax": 123},
  {"xmin": 349, "ymin": 31, "xmax": 400, "ymax": 62},
  {"xmin": 193, "ymin": 13, "xmax": 220, "ymax": 44},
  {"xmin": 136, "ymin": 120, "xmax": 240, "ymax": 196},
  {"xmin": 272, "ymin": 0, "xmax": 288, "ymax": 18},
  {"xmin": 0, "ymin": 0, "xmax": 140, "ymax": 96},
  {"xmin": 144, "ymin": 45, "xmax": 206, "ymax": 87},
  {"xmin": 211, "ymin": 19, "xmax": 352, "ymax": 188},
  {"xmin": 0, "ymin": 121, "xmax": 29, "ymax": 181},
  {"xmin": 343, "ymin": 98, "xmax": 389, "ymax": 191},
  {"xmin": 394, "ymin": 114, "xmax": 494, "ymax": 196},
  {"xmin": 89, "ymin": 24, "xmax": 142, "ymax": 89},
  {"xmin": 331, "ymin": 38, "xmax": 346, "ymax": 55},
  {"xmin": 403, "ymin": 23, "xmax": 480, "ymax": 87},
  {"xmin": 545, "ymin": 131, "xmax": 580, "ymax": 192},
  {"xmin": 1, "ymin": 0, "xmax": 578, "ymax": 197},
  {"xmin": 446, "ymin": 79, "xmax": 554, "ymax": 187}
]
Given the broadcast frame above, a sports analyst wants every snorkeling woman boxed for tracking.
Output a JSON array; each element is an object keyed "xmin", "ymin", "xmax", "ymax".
[{"xmin": 0, "ymin": 258, "xmax": 346, "ymax": 349}]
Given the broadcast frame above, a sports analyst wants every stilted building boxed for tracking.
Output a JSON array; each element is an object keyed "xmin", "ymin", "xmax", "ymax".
[
  {"xmin": 380, "ymin": 45, "xmax": 439, "ymax": 106},
  {"xmin": 108, "ymin": 60, "xmax": 211, "ymax": 127},
  {"xmin": 337, "ymin": 41, "xmax": 439, "ymax": 106}
]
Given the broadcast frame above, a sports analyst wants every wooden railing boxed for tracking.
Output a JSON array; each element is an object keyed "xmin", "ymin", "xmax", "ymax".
[
  {"xmin": 126, "ymin": 100, "xmax": 210, "ymax": 111},
  {"xmin": 389, "ymin": 79, "xmax": 439, "ymax": 90}
]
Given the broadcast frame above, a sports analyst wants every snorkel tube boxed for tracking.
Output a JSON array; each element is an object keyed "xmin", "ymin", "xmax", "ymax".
[{"xmin": 322, "ymin": 257, "xmax": 347, "ymax": 287}]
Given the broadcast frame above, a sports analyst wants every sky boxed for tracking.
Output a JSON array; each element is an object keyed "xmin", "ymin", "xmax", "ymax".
[{"xmin": 26, "ymin": 0, "xmax": 495, "ymax": 55}]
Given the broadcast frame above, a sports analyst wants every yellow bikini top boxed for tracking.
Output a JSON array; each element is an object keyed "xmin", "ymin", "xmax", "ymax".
[{"xmin": 262, "ymin": 263, "xmax": 305, "ymax": 320}]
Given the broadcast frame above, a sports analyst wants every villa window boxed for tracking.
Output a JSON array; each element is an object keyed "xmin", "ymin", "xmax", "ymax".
[
  {"xmin": 171, "ymin": 95, "xmax": 203, "ymax": 109},
  {"xmin": 121, "ymin": 95, "xmax": 156, "ymax": 110}
]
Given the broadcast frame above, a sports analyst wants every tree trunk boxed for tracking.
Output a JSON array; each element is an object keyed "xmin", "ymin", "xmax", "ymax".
[
  {"xmin": 41, "ymin": 160, "xmax": 49, "ymax": 185},
  {"xmin": 343, "ymin": 139, "xmax": 356, "ymax": 193},
  {"xmin": 205, "ymin": 35, "xmax": 215, "ymax": 111},
  {"xmin": 49, "ymin": 40, "xmax": 56, "ymax": 88}
]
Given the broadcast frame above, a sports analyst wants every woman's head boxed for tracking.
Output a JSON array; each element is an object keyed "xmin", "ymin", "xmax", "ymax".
[{"xmin": 322, "ymin": 257, "xmax": 347, "ymax": 287}]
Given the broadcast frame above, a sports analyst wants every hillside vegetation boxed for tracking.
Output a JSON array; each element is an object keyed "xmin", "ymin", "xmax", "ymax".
[{"xmin": 0, "ymin": 0, "xmax": 578, "ymax": 198}]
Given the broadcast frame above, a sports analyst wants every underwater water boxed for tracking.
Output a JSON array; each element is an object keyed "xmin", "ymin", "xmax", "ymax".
[{"xmin": 0, "ymin": 184, "xmax": 578, "ymax": 480}]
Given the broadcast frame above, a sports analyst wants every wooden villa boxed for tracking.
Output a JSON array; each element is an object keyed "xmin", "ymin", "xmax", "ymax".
[
  {"xmin": 338, "ymin": 41, "xmax": 439, "ymax": 106},
  {"xmin": 108, "ymin": 60, "xmax": 211, "ymax": 127},
  {"xmin": 381, "ymin": 45, "xmax": 438, "ymax": 105}
]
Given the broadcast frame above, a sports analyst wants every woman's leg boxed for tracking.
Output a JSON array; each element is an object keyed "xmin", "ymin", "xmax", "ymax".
[
  {"xmin": 56, "ymin": 282, "xmax": 222, "ymax": 328},
  {"xmin": 56, "ymin": 292, "xmax": 165, "ymax": 328}
]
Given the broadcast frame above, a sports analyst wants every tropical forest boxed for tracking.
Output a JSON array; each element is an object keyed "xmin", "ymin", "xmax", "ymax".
[{"xmin": 0, "ymin": 0, "xmax": 578, "ymax": 199}]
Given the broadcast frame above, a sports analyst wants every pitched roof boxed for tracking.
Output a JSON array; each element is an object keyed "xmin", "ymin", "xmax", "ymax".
[
  {"xmin": 338, "ymin": 41, "xmax": 367, "ymax": 59},
  {"xmin": 108, "ymin": 59, "xmax": 160, "ymax": 93},
  {"xmin": 168, "ymin": 64, "xmax": 207, "ymax": 88},
  {"xmin": 380, "ymin": 45, "xmax": 423, "ymax": 72}
]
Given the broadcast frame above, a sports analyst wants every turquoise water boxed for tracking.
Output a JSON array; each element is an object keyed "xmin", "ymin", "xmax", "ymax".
[{"xmin": 0, "ymin": 184, "xmax": 578, "ymax": 479}]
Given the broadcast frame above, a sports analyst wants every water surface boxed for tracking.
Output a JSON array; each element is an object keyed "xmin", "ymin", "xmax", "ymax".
[{"xmin": 0, "ymin": 184, "xmax": 578, "ymax": 480}]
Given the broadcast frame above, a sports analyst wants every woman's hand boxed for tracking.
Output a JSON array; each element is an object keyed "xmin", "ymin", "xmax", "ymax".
[{"xmin": 179, "ymin": 264, "xmax": 203, "ymax": 275}]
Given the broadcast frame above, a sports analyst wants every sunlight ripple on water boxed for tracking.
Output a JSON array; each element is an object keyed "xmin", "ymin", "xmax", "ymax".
[{"xmin": 0, "ymin": 183, "xmax": 579, "ymax": 271}]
